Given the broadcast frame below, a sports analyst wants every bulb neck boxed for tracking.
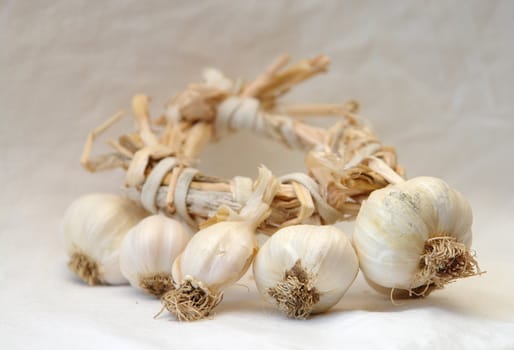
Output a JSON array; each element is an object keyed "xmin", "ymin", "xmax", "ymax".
[{"xmin": 246, "ymin": 203, "xmax": 272, "ymax": 231}]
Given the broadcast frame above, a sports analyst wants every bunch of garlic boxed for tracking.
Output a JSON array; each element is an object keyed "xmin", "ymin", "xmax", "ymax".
[
  {"xmin": 62, "ymin": 193, "xmax": 149, "ymax": 285},
  {"xmin": 253, "ymin": 225, "xmax": 359, "ymax": 319},
  {"xmin": 161, "ymin": 166, "xmax": 279, "ymax": 321},
  {"xmin": 353, "ymin": 176, "xmax": 480, "ymax": 297},
  {"xmin": 119, "ymin": 215, "xmax": 190, "ymax": 297}
]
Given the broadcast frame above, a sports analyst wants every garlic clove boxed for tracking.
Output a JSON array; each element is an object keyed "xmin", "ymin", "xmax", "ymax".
[
  {"xmin": 119, "ymin": 215, "xmax": 190, "ymax": 296},
  {"xmin": 253, "ymin": 225, "xmax": 359, "ymax": 319},
  {"xmin": 62, "ymin": 193, "xmax": 149, "ymax": 285}
]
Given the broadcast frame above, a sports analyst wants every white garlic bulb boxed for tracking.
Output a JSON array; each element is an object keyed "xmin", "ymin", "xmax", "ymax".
[
  {"xmin": 253, "ymin": 225, "xmax": 359, "ymax": 319},
  {"xmin": 165, "ymin": 219, "xmax": 258, "ymax": 320},
  {"xmin": 119, "ymin": 215, "xmax": 190, "ymax": 296},
  {"xmin": 161, "ymin": 166, "xmax": 278, "ymax": 321},
  {"xmin": 353, "ymin": 176, "xmax": 480, "ymax": 297},
  {"xmin": 62, "ymin": 193, "xmax": 149, "ymax": 285}
]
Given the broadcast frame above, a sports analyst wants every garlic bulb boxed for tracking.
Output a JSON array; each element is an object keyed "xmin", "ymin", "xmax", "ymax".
[
  {"xmin": 119, "ymin": 215, "xmax": 190, "ymax": 296},
  {"xmin": 253, "ymin": 225, "xmax": 359, "ymax": 319},
  {"xmin": 353, "ymin": 176, "xmax": 480, "ymax": 297},
  {"xmin": 161, "ymin": 166, "xmax": 279, "ymax": 321},
  {"xmin": 62, "ymin": 193, "xmax": 149, "ymax": 285},
  {"xmin": 166, "ymin": 219, "xmax": 258, "ymax": 320}
]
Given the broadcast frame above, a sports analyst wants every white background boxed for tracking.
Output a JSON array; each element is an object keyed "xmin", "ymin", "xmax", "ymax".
[{"xmin": 2, "ymin": 1, "xmax": 514, "ymax": 349}]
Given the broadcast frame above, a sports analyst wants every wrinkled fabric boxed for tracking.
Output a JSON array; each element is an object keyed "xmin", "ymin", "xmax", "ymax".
[{"xmin": 1, "ymin": 1, "xmax": 513, "ymax": 349}]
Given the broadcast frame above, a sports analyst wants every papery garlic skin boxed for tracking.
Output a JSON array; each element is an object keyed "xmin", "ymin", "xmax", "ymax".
[
  {"xmin": 172, "ymin": 220, "xmax": 257, "ymax": 291},
  {"xmin": 62, "ymin": 193, "xmax": 149, "ymax": 285},
  {"xmin": 253, "ymin": 225, "xmax": 359, "ymax": 318},
  {"xmin": 119, "ymin": 215, "xmax": 190, "ymax": 296},
  {"xmin": 353, "ymin": 176, "xmax": 475, "ymax": 294}
]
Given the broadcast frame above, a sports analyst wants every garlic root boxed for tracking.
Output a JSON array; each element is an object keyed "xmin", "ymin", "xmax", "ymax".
[
  {"xmin": 161, "ymin": 279, "xmax": 223, "ymax": 321},
  {"xmin": 267, "ymin": 260, "xmax": 320, "ymax": 319},
  {"xmin": 68, "ymin": 252, "xmax": 101, "ymax": 286},
  {"xmin": 410, "ymin": 236, "xmax": 481, "ymax": 296},
  {"xmin": 139, "ymin": 273, "xmax": 175, "ymax": 297},
  {"xmin": 367, "ymin": 237, "xmax": 481, "ymax": 299}
]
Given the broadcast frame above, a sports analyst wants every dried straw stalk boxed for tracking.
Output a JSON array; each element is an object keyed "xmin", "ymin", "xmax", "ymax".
[{"xmin": 81, "ymin": 54, "xmax": 404, "ymax": 234}]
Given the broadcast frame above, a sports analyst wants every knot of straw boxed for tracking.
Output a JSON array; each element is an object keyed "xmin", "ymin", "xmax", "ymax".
[
  {"xmin": 159, "ymin": 279, "xmax": 223, "ymax": 322},
  {"xmin": 268, "ymin": 260, "xmax": 320, "ymax": 319},
  {"xmin": 410, "ymin": 236, "xmax": 482, "ymax": 297},
  {"xmin": 68, "ymin": 252, "xmax": 101, "ymax": 286}
]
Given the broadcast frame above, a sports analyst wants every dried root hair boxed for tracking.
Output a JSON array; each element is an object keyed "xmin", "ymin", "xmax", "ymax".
[
  {"xmin": 268, "ymin": 260, "xmax": 320, "ymax": 319},
  {"xmin": 139, "ymin": 273, "xmax": 175, "ymax": 297},
  {"xmin": 159, "ymin": 279, "xmax": 223, "ymax": 321},
  {"xmin": 68, "ymin": 252, "xmax": 102, "ymax": 286},
  {"xmin": 409, "ymin": 236, "xmax": 482, "ymax": 297}
]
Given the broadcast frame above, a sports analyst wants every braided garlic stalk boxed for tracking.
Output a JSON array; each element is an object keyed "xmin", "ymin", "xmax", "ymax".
[{"xmin": 81, "ymin": 54, "xmax": 403, "ymax": 233}]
